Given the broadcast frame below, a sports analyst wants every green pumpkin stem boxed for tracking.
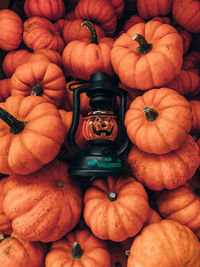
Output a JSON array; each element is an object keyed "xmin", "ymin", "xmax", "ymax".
[
  {"xmin": 31, "ymin": 84, "xmax": 43, "ymax": 96},
  {"xmin": 143, "ymin": 107, "xmax": 158, "ymax": 122},
  {"xmin": 0, "ymin": 107, "xmax": 26, "ymax": 134},
  {"xmin": 132, "ymin": 34, "xmax": 152, "ymax": 54},
  {"xmin": 108, "ymin": 192, "xmax": 117, "ymax": 201},
  {"xmin": 82, "ymin": 20, "xmax": 98, "ymax": 44},
  {"xmin": 71, "ymin": 242, "xmax": 84, "ymax": 259}
]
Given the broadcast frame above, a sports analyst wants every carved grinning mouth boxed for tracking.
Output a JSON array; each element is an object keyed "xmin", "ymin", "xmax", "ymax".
[{"xmin": 92, "ymin": 125, "xmax": 114, "ymax": 136}]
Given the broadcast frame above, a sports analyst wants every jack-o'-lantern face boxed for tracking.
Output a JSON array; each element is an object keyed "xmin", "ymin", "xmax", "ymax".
[{"xmin": 82, "ymin": 112, "xmax": 118, "ymax": 141}]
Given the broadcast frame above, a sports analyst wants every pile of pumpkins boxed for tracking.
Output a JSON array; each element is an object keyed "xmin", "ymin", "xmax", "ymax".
[{"xmin": 0, "ymin": 0, "xmax": 200, "ymax": 266}]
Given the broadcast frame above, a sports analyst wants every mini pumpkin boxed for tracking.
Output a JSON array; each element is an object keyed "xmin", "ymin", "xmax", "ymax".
[
  {"xmin": 111, "ymin": 20, "xmax": 183, "ymax": 90},
  {"xmin": 125, "ymin": 88, "xmax": 193, "ymax": 154},
  {"xmin": 127, "ymin": 135, "xmax": 200, "ymax": 191},
  {"xmin": 0, "ymin": 79, "xmax": 11, "ymax": 102},
  {"xmin": 45, "ymin": 229, "xmax": 111, "ymax": 266},
  {"xmin": 84, "ymin": 176, "xmax": 149, "ymax": 242},
  {"xmin": 3, "ymin": 160, "xmax": 83, "ymax": 242},
  {"xmin": 190, "ymin": 100, "xmax": 200, "ymax": 133},
  {"xmin": 127, "ymin": 220, "xmax": 200, "ymax": 266},
  {"xmin": 0, "ymin": 95, "xmax": 65, "ymax": 175}
]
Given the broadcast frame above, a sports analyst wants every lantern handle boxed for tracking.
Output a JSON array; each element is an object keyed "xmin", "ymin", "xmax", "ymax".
[
  {"xmin": 68, "ymin": 84, "xmax": 88, "ymax": 155},
  {"xmin": 114, "ymin": 87, "xmax": 130, "ymax": 156}
]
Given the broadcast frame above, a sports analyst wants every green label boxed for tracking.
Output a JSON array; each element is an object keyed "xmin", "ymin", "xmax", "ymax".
[{"xmin": 87, "ymin": 158, "xmax": 121, "ymax": 168}]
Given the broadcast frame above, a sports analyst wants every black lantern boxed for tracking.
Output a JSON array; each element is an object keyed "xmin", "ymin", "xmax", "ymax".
[{"xmin": 68, "ymin": 72, "xmax": 131, "ymax": 177}]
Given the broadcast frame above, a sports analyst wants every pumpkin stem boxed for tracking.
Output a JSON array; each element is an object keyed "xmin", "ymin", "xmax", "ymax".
[
  {"xmin": 31, "ymin": 84, "xmax": 43, "ymax": 96},
  {"xmin": 132, "ymin": 34, "xmax": 152, "ymax": 54},
  {"xmin": 82, "ymin": 20, "xmax": 98, "ymax": 44},
  {"xmin": 0, "ymin": 234, "xmax": 4, "ymax": 242},
  {"xmin": 108, "ymin": 192, "xmax": 117, "ymax": 201},
  {"xmin": 56, "ymin": 180, "xmax": 63, "ymax": 187},
  {"xmin": 0, "ymin": 107, "xmax": 26, "ymax": 134},
  {"xmin": 125, "ymin": 249, "xmax": 130, "ymax": 256},
  {"xmin": 143, "ymin": 107, "xmax": 158, "ymax": 122},
  {"xmin": 71, "ymin": 242, "xmax": 84, "ymax": 259}
]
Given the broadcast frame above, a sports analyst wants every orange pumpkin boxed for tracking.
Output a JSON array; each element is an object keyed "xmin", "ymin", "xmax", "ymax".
[
  {"xmin": 84, "ymin": 176, "xmax": 149, "ymax": 242},
  {"xmin": 0, "ymin": 9, "xmax": 23, "ymax": 51},
  {"xmin": 127, "ymin": 220, "xmax": 200, "ymax": 266},
  {"xmin": 75, "ymin": 0, "xmax": 118, "ymax": 36},
  {"xmin": 0, "ymin": 232, "xmax": 46, "ymax": 267},
  {"xmin": 182, "ymin": 51, "xmax": 200, "ymax": 75},
  {"xmin": 127, "ymin": 135, "xmax": 200, "ymax": 191},
  {"xmin": 137, "ymin": 0, "xmax": 173, "ymax": 19},
  {"xmin": 3, "ymin": 160, "xmax": 83, "ymax": 242},
  {"xmin": 24, "ymin": 0, "xmax": 66, "ymax": 21},
  {"xmin": 156, "ymin": 172, "xmax": 200, "ymax": 238},
  {"xmin": 125, "ymin": 88, "xmax": 193, "ymax": 154},
  {"xmin": 111, "ymin": 21, "xmax": 183, "ymax": 90},
  {"xmin": 2, "ymin": 49, "xmax": 31, "ymax": 77},
  {"xmin": 0, "ymin": 79, "xmax": 11, "ymax": 102},
  {"xmin": 45, "ymin": 229, "xmax": 111, "ymax": 266},
  {"xmin": 172, "ymin": 0, "xmax": 200, "ymax": 33},
  {"xmin": 0, "ymin": 95, "xmax": 65, "ymax": 175},
  {"xmin": 23, "ymin": 16, "xmax": 65, "ymax": 54},
  {"xmin": 11, "ymin": 60, "xmax": 66, "ymax": 107},
  {"xmin": 62, "ymin": 20, "xmax": 115, "ymax": 81},
  {"xmin": 190, "ymin": 100, "xmax": 200, "ymax": 133},
  {"xmin": 0, "ymin": 177, "xmax": 12, "ymax": 235},
  {"xmin": 123, "ymin": 15, "xmax": 145, "ymax": 31}
]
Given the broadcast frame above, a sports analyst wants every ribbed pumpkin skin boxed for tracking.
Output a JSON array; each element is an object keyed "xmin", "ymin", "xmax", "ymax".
[
  {"xmin": 190, "ymin": 100, "xmax": 200, "ymax": 133},
  {"xmin": 84, "ymin": 176, "xmax": 149, "ymax": 242},
  {"xmin": 24, "ymin": 0, "xmax": 65, "ymax": 21},
  {"xmin": 156, "ymin": 180, "xmax": 200, "ymax": 238},
  {"xmin": 172, "ymin": 0, "xmax": 200, "ymax": 33},
  {"xmin": 0, "ymin": 79, "xmax": 11, "ymax": 102},
  {"xmin": 0, "ymin": 95, "xmax": 65, "ymax": 175},
  {"xmin": 0, "ymin": 232, "xmax": 45, "ymax": 267},
  {"xmin": 137, "ymin": 0, "xmax": 173, "ymax": 19},
  {"xmin": 0, "ymin": 9, "xmax": 23, "ymax": 51},
  {"xmin": 127, "ymin": 220, "xmax": 200, "ymax": 267},
  {"xmin": 3, "ymin": 160, "xmax": 83, "ymax": 242},
  {"xmin": 23, "ymin": 17, "xmax": 65, "ymax": 54},
  {"xmin": 125, "ymin": 88, "xmax": 193, "ymax": 154},
  {"xmin": 45, "ymin": 229, "xmax": 111, "ymax": 267},
  {"xmin": 111, "ymin": 21, "xmax": 183, "ymax": 90},
  {"xmin": 2, "ymin": 49, "xmax": 31, "ymax": 77},
  {"xmin": 183, "ymin": 51, "xmax": 200, "ymax": 75},
  {"xmin": 127, "ymin": 135, "xmax": 200, "ymax": 191},
  {"xmin": 0, "ymin": 177, "xmax": 12, "ymax": 235},
  {"xmin": 11, "ymin": 61, "xmax": 66, "ymax": 107},
  {"xmin": 29, "ymin": 49, "xmax": 62, "ymax": 67},
  {"xmin": 75, "ymin": 0, "xmax": 118, "ymax": 36}
]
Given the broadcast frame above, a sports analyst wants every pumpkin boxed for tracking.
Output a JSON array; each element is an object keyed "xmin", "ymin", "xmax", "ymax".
[
  {"xmin": 143, "ymin": 207, "xmax": 162, "ymax": 227},
  {"xmin": 63, "ymin": 19, "xmax": 105, "ymax": 44},
  {"xmin": 45, "ymin": 229, "xmax": 111, "ymax": 266},
  {"xmin": 127, "ymin": 219, "xmax": 200, "ymax": 266},
  {"xmin": 127, "ymin": 135, "xmax": 200, "ymax": 191},
  {"xmin": 84, "ymin": 176, "xmax": 149, "ymax": 242},
  {"xmin": 190, "ymin": 100, "xmax": 200, "ymax": 134},
  {"xmin": 110, "ymin": 0, "xmax": 125, "ymax": 19},
  {"xmin": 172, "ymin": 0, "xmax": 200, "ymax": 33},
  {"xmin": 165, "ymin": 70, "xmax": 200, "ymax": 97},
  {"xmin": 0, "ymin": 177, "xmax": 12, "ymax": 235},
  {"xmin": 137, "ymin": 0, "xmax": 173, "ymax": 19},
  {"xmin": 3, "ymin": 160, "xmax": 83, "ymax": 242},
  {"xmin": 11, "ymin": 60, "xmax": 66, "ymax": 107},
  {"xmin": 53, "ymin": 19, "xmax": 67, "ymax": 34},
  {"xmin": 0, "ymin": 9, "xmax": 23, "ymax": 51},
  {"xmin": 125, "ymin": 88, "xmax": 193, "ymax": 154},
  {"xmin": 0, "ymin": 95, "xmax": 65, "ymax": 175},
  {"xmin": 0, "ymin": 79, "xmax": 11, "ymax": 102},
  {"xmin": 150, "ymin": 16, "xmax": 172, "ymax": 24},
  {"xmin": 23, "ymin": 16, "xmax": 65, "ymax": 54},
  {"xmin": 0, "ymin": 232, "xmax": 46, "ymax": 267},
  {"xmin": 123, "ymin": 15, "xmax": 145, "ymax": 31},
  {"xmin": 62, "ymin": 20, "xmax": 115, "ymax": 81},
  {"xmin": 75, "ymin": 0, "xmax": 118, "ymax": 36},
  {"xmin": 111, "ymin": 21, "xmax": 183, "ymax": 90},
  {"xmin": 182, "ymin": 51, "xmax": 200, "ymax": 75},
  {"xmin": 156, "ymin": 172, "xmax": 200, "ymax": 238},
  {"xmin": 176, "ymin": 26, "xmax": 192, "ymax": 55},
  {"xmin": 2, "ymin": 49, "xmax": 31, "ymax": 78},
  {"xmin": 24, "ymin": 0, "xmax": 66, "ymax": 21}
]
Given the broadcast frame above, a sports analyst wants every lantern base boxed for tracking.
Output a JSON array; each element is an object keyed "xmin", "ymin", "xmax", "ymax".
[{"xmin": 68, "ymin": 140, "xmax": 131, "ymax": 177}]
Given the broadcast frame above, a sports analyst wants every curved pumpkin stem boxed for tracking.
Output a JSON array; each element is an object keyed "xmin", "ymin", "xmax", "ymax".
[
  {"xmin": 82, "ymin": 20, "xmax": 98, "ymax": 44},
  {"xmin": 108, "ymin": 192, "xmax": 117, "ymax": 201},
  {"xmin": 0, "ymin": 107, "xmax": 26, "ymax": 134},
  {"xmin": 132, "ymin": 34, "xmax": 152, "ymax": 54},
  {"xmin": 143, "ymin": 107, "xmax": 158, "ymax": 122},
  {"xmin": 71, "ymin": 242, "xmax": 84, "ymax": 259},
  {"xmin": 31, "ymin": 84, "xmax": 43, "ymax": 96}
]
